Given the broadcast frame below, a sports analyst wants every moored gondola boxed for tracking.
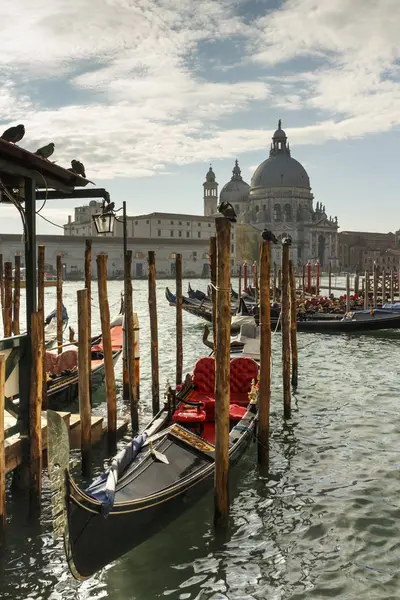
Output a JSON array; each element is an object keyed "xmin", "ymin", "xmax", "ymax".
[{"xmin": 48, "ymin": 355, "xmax": 259, "ymax": 580}]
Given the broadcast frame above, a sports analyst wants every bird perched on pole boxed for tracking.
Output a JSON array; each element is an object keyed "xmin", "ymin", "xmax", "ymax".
[
  {"xmin": 1, "ymin": 124, "xmax": 25, "ymax": 144},
  {"xmin": 282, "ymin": 236, "xmax": 292, "ymax": 246},
  {"xmin": 261, "ymin": 229, "xmax": 278, "ymax": 244},
  {"xmin": 68, "ymin": 159, "xmax": 86, "ymax": 178},
  {"xmin": 35, "ymin": 142, "xmax": 55, "ymax": 159},
  {"xmin": 217, "ymin": 201, "xmax": 237, "ymax": 222}
]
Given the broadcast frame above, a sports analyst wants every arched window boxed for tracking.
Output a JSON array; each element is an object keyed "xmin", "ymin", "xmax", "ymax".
[
  {"xmin": 273, "ymin": 204, "xmax": 282, "ymax": 221},
  {"xmin": 284, "ymin": 203, "xmax": 292, "ymax": 221}
]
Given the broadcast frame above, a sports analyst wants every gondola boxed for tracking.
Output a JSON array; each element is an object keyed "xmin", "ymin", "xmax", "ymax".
[
  {"xmin": 187, "ymin": 282, "xmax": 210, "ymax": 302},
  {"xmin": 45, "ymin": 311, "xmax": 125, "ymax": 407},
  {"xmin": 48, "ymin": 355, "xmax": 259, "ymax": 580}
]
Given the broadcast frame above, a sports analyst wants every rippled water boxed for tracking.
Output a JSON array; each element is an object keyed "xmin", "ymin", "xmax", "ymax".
[{"xmin": 1, "ymin": 277, "xmax": 400, "ymax": 600}]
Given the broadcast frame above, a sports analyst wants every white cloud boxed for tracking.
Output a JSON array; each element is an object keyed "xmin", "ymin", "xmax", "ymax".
[{"xmin": 1, "ymin": 0, "xmax": 400, "ymax": 180}]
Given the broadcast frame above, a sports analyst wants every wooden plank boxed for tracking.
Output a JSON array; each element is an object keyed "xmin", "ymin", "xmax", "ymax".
[{"xmin": 148, "ymin": 251, "xmax": 159, "ymax": 415}]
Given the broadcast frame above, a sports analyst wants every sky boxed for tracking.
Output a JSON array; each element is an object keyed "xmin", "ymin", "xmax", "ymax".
[{"xmin": 1, "ymin": 0, "xmax": 400, "ymax": 235}]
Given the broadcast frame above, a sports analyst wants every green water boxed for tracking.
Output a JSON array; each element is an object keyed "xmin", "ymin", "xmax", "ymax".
[{"xmin": 1, "ymin": 278, "xmax": 400, "ymax": 599}]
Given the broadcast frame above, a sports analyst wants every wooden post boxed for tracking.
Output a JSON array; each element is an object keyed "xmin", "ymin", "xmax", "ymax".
[
  {"xmin": 382, "ymin": 268, "xmax": 386, "ymax": 304},
  {"xmin": 281, "ymin": 241, "xmax": 291, "ymax": 419},
  {"xmin": 0, "ymin": 255, "xmax": 4, "ymax": 328},
  {"xmin": 243, "ymin": 261, "xmax": 248, "ymax": 290},
  {"xmin": 96, "ymin": 254, "xmax": 117, "ymax": 452},
  {"xmin": 148, "ymin": 251, "xmax": 159, "ymax": 415},
  {"xmin": 315, "ymin": 260, "xmax": 320, "ymax": 296},
  {"xmin": 390, "ymin": 270, "xmax": 394, "ymax": 304},
  {"xmin": 37, "ymin": 246, "xmax": 47, "ymax": 409},
  {"xmin": 346, "ymin": 273, "xmax": 350, "ymax": 313},
  {"xmin": 278, "ymin": 268, "xmax": 282, "ymax": 299},
  {"xmin": 306, "ymin": 261, "xmax": 312, "ymax": 294},
  {"xmin": 254, "ymin": 261, "xmax": 259, "ymax": 303},
  {"xmin": 29, "ymin": 312, "xmax": 43, "ymax": 515},
  {"xmin": 302, "ymin": 263, "xmax": 306, "ymax": 299},
  {"xmin": 56, "ymin": 254, "xmax": 63, "ymax": 354},
  {"xmin": 289, "ymin": 260, "xmax": 298, "ymax": 389},
  {"xmin": 354, "ymin": 270, "xmax": 359, "ymax": 296},
  {"xmin": 3, "ymin": 263, "xmax": 12, "ymax": 338},
  {"xmin": 175, "ymin": 254, "xmax": 183, "ymax": 387},
  {"xmin": 373, "ymin": 263, "xmax": 378, "ymax": 308},
  {"xmin": 364, "ymin": 270, "xmax": 369, "ymax": 310},
  {"xmin": 328, "ymin": 261, "xmax": 332, "ymax": 296},
  {"xmin": 214, "ymin": 217, "xmax": 231, "ymax": 528},
  {"xmin": 77, "ymin": 289, "xmax": 91, "ymax": 475},
  {"xmin": 273, "ymin": 262, "xmax": 277, "ymax": 302},
  {"xmin": 125, "ymin": 250, "xmax": 138, "ymax": 431},
  {"xmin": 238, "ymin": 264, "xmax": 242, "ymax": 297},
  {"xmin": 258, "ymin": 240, "xmax": 271, "ymax": 466},
  {"xmin": 13, "ymin": 255, "xmax": 21, "ymax": 335},
  {"xmin": 84, "ymin": 240, "xmax": 92, "ymax": 402},
  {"xmin": 209, "ymin": 237, "xmax": 217, "ymax": 334},
  {"xmin": 0, "ymin": 356, "xmax": 5, "ymax": 548}
]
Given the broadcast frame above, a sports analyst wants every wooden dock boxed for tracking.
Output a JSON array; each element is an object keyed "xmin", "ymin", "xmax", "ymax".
[{"xmin": 4, "ymin": 410, "xmax": 128, "ymax": 474}]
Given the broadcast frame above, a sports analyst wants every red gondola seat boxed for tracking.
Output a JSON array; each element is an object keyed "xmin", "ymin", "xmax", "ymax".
[{"xmin": 230, "ymin": 357, "xmax": 259, "ymax": 405}]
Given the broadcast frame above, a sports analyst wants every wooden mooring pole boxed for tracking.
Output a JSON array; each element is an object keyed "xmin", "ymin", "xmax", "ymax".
[
  {"xmin": 273, "ymin": 262, "xmax": 277, "ymax": 302},
  {"xmin": 209, "ymin": 237, "xmax": 217, "ymax": 334},
  {"xmin": 258, "ymin": 239, "xmax": 271, "ymax": 466},
  {"xmin": 175, "ymin": 254, "xmax": 183, "ymax": 387},
  {"xmin": 373, "ymin": 263, "xmax": 378, "ymax": 308},
  {"xmin": 0, "ymin": 355, "xmax": 5, "ymax": 548},
  {"xmin": 37, "ymin": 246, "xmax": 47, "ymax": 409},
  {"xmin": 4, "ymin": 263, "xmax": 12, "ymax": 337},
  {"xmin": 390, "ymin": 271, "xmax": 394, "ymax": 304},
  {"xmin": 238, "ymin": 264, "xmax": 242, "ymax": 298},
  {"xmin": 29, "ymin": 312, "xmax": 43, "ymax": 515},
  {"xmin": 346, "ymin": 273, "xmax": 350, "ymax": 313},
  {"xmin": 328, "ymin": 261, "xmax": 332, "ymax": 297},
  {"xmin": 96, "ymin": 254, "xmax": 117, "ymax": 453},
  {"xmin": 148, "ymin": 251, "xmax": 159, "ymax": 415},
  {"xmin": 253, "ymin": 261, "xmax": 258, "ymax": 303},
  {"xmin": 281, "ymin": 240, "xmax": 291, "ymax": 419},
  {"xmin": 364, "ymin": 270, "xmax": 369, "ymax": 310},
  {"xmin": 214, "ymin": 217, "xmax": 231, "ymax": 528},
  {"xmin": 56, "ymin": 254, "xmax": 63, "ymax": 353},
  {"xmin": 77, "ymin": 289, "xmax": 91, "ymax": 475},
  {"xmin": 13, "ymin": 254, "xmax": 21, "ymax": 335},
  {"xmin": 382, "ymin": 268, "xmax": 386, "ymax": 303},
  {"xmin": 125, "ymin": 250, "xmax": 138, "ymax": 431},
  {"xmin": 289, "ymin": 260, "xmax": 298, "ymax": 389},
  {"xmin": 354, "ymin": 270, "xmax": 359, "ymax": 296},
  {"xmin": 84, "ymin": 240, "xmax": 92, "ymax": 402}
]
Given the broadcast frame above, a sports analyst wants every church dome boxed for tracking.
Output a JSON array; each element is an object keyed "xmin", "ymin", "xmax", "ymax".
[
  {"xmin": 251, "ymin": 120, "xmax": 310, "ymax": 190},
  {"xmin": 220, "ymin": 159, "xmax": 250, "ymax": 204}
]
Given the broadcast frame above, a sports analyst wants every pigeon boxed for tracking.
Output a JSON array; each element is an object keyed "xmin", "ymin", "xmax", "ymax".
[
  {"xmin": 1, "ymin": 124, "xmax": 25, "ymax": 143},
  {"xmin": 281, "ymin": 236, "xmax": 292, "ymax": 246},
  {"xmin": 35, "ymin": 142, "xmax": 55, "ymax": 159},
  {"xmin": 217, "ymin": 201, "xmax": 237, "ymax": 222},
  {"xmin": 70, "ymin": 159, "xmax": 86, "ymax": 178},
  {"xmin": 261, "ymin": 229, "xmax": 278, "ymax": 244}
]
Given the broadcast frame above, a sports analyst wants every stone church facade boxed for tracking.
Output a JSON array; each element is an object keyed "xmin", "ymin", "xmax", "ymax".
[{"xmin": 203, "ymin": 121, "xmax": 339, "ymax": 267}]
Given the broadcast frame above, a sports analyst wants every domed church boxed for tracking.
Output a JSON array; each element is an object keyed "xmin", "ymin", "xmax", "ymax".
[{"xmin": 203, "ymin": 121, "xmax": 339, "ymax": 267}]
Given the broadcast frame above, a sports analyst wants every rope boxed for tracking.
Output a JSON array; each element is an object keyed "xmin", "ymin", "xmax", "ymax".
[{"xmin": 208, "ymin": 282, "xmax": 232, "ymax": 292}]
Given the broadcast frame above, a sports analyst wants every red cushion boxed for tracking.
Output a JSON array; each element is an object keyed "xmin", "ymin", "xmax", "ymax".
[
  {"xmin": 229, "ymin": 404, "xmax": 247, "ymax": 420},
  {"xmin": 188, "ymin": 391, "xmax": 216, "ymax": 420},
  {"xmin": 172, "ymin": 408, "xmax": 206, "ymax": 423},
  {"xmin": 192, "ymin": 357, "xmax": 215, "ymax": 393},
  {"xmin": 230, "ymin": 357, "xmax": 258, "ymax": 394}
]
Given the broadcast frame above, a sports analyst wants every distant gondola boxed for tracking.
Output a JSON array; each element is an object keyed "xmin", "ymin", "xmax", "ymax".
[{"xmin": 48, "ymin": 355, "xmax": 259, "ymax": 580}]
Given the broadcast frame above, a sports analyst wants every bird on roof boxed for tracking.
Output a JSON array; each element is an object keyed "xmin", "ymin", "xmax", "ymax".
[
  {"xmin": 1, "ymin": 124, "xmax": 25, "ymax": 144},
  {"xmin": 35, "ymin": 142, "xmax": 55, "ymax": 159},
  {"xmin": 217, "ymin": 201, "xmax": 237, "ymax": 222},
  {"xmin": 261, "ymin": 229, "xmax": 278, "ymax": 244},
  {"xmin": 68, "ymin": 159, "xmax": 86, "ymax": 178}
]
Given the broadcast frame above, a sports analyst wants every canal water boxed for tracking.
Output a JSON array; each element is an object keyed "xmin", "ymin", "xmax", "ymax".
[{"xmin": 1, "ymin": 277, "xmax": 400, "ymax": 599}]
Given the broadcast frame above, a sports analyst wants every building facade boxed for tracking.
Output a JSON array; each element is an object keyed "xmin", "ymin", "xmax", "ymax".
[
  {"xmin": 214, "ymin": 121, "xmax": 339, "ymax": 267},
  {"xmin": 338, "ymin": 231, "xmax": 397, "ymax": 271}
]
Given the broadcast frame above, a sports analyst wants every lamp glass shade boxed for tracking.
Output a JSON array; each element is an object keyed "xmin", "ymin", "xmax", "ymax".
[{"xmin": 92, "ymin": 212, "xmax": 115, "ymax": 235}]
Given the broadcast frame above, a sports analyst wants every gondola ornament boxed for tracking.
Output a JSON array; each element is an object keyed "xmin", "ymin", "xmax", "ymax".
[
  {"xmin": 248, "ymin": 378, "xmax": 258, "ymax": 405},
  {"xmin": 149, "ymin": 439, "xmax": 169, "ymax": 464}
]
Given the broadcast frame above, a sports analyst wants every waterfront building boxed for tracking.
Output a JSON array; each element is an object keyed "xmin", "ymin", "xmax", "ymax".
[
  {"xmin": 219, "ymin": 121, "xmax": 339, "ymax": 267},
  {"xmin": 338, "ymin": 231, "xmax": 396, "ymax": 271}
]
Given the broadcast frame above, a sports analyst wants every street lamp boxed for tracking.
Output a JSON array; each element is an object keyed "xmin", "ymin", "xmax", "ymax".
[{"xmin": 92, "ymin": 210, "xmax": 115, "ymax": 236}]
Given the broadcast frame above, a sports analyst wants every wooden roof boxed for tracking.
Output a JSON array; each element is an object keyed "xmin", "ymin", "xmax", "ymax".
[{"xmin": 0, "ymin": 139, "xmax": 92, "ymax": 193}]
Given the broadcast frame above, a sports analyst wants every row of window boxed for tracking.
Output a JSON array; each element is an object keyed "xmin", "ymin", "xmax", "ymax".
[
  {"xmin": 134, "ymin": 219, "xmax": 212, "ymax": 227},
  {"xmin": 157, "ymin": 230, "xmax": 203, "ymax": 238}
]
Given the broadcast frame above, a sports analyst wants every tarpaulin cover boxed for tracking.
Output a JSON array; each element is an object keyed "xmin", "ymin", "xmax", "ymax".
[{"xmin": 85, "ymin": 433, "xmax": 148, "ymax": 517}]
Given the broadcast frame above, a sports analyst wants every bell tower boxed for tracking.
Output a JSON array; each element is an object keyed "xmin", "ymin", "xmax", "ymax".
[{"xmin": 203, "ymin": 164, "xmax": 218, "ymax": 216}]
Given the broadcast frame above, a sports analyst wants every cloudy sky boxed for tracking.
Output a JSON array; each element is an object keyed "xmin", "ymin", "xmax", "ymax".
[{"xmin": 1, "ymin": 0, "xmax": 400, "ymax": 234}]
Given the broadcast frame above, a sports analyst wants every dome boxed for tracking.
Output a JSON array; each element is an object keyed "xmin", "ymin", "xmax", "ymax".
[
  {"xmin": 250, "ymin": 120, "xmax": 310, "ymax": 190},
  {"xmin": 220, "ymin": 159, "xmax": 250, "ymax": 204},
  {"xmin": 251, "ymin": 155, "xmax": 310, "ymax": 189}
]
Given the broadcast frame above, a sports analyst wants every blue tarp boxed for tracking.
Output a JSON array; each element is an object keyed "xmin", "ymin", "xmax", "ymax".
[
  {"xmin": 45, "ymin": 304, "xmax": 68, "ymax": 325},
  {"xmin": 85, "ymin": 433, "xmax": 148, "ymax": 517}
]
